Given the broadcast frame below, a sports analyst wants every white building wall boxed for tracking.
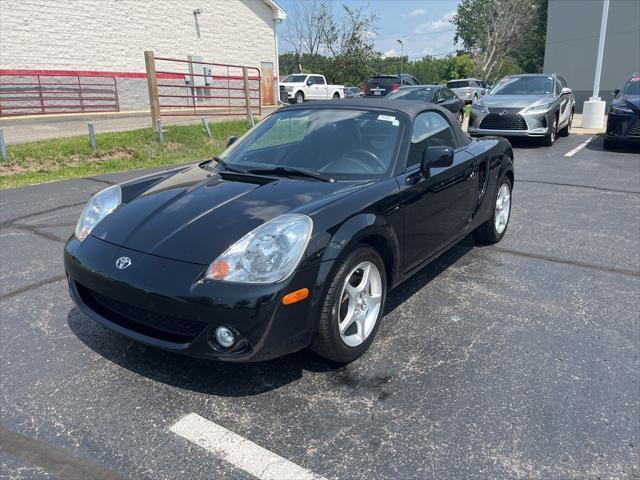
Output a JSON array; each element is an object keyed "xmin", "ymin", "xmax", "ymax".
[{"xmin": 0, "ymin": 0, "xmax": 277, "ymax": 72}]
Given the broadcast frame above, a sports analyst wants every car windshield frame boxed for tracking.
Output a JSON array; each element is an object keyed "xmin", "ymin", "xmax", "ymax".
[
  {"xmin": 216, "ymin": 107, "xmax": 407, "ymax": 181},
  {"xmin": 489, "ymin": 76, "xmax": 554, "ymax": 95}
]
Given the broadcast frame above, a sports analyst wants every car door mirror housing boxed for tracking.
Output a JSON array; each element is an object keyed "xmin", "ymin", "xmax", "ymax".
[
  {"xmin": 226, "ymin": 136, "xmax": 238, "ymax": 147},
  {"xmin": 436, "ymin": 98, "xmax": 445, "ymax": 104},
  {"xmin": 420, "ymin": 146, "xmax": 454, "ymax": 177},
  {"xmin": 306, "ymin": 80, "xmax": 313, "ymax": 86},
  {"xmin": 561, "ymin": 87, "xmax": 572, "ymax": 95},
  {"xmin": 612, "ymin": 88, "xmax": 620, "ymax": 97}
]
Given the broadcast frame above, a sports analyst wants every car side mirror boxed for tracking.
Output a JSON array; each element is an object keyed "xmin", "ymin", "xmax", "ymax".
[
  {"xmin": 226, "ymin": 136, "xmax": 238, "ymax": 147},
  {"xmin": 561, "ymin": 87, "xmax": 572, "ymax": 95},
  {"xmin": 436, "ymin": 98, "xmax": 445, "ymax": 104},
  {"xmin": 420, "ymin": 146, "xmax": 454, "ymax": 178},
  {"xmin": 612, "ymin": 88, "xmax": 620, "ymax": 97},
  {"xmin": 306, "ymin": 80, "xmax": 313, "ymax": 86}
]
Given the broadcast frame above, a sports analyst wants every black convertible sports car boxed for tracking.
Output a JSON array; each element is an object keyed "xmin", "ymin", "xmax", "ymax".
[
  {"xmin": 604, "ymin": 73, "xmax": 640, "ymax": 149},
  {"xmin": 65, "ymin": 99, "xmax": 514, "ymax": 363}
]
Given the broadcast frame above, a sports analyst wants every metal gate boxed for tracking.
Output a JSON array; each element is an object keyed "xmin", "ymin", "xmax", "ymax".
[{"xmin": 0, "ymin": 72, "xmax": 119, "ymax": 117}]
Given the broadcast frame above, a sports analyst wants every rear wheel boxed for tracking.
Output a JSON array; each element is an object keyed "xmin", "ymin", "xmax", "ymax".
[
  {"xmin": 295, "ymin": 91, "xmax": 304, "ymax": 104},
  {"xmin": 473, "ymin": 176, "xmax": 512, "ymax": 244},
  {"xmin": 332, "ymin": 92, "xmax": 340, "ymax": 100},
  {"xmin": 312, "ymin": 246, "xmax": 386, "ymax": 363},
  {"xmin": 456, "ymin": 109, "xmax": 464, "ymax": 126},
  {"xmin": 559, "ymin": 110, "xmax": 573, "ymax": 137},
  {"xmin": 543, "ymin": 116, "xmax": 558, "ymax": 146}
]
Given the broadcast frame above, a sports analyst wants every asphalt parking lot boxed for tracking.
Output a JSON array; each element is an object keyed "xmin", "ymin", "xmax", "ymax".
[{"xmin": 1, "ymin": 134, "xmax": 638, "ymax": 479}]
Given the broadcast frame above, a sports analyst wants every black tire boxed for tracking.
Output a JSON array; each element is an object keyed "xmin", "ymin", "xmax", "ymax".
[
  {"xmin": 295, "ymin": 91, "xmax": 304, "ymax": 104},
  {"xmin": 473, "ymin": 176, "xmax": 512, "ymax": 244},
  {"xmin": 312, "ymin": 246, "xmax": 387, "ymax": 363},
  {"xmin": 456, "ymin": 109, "xmax": 464, "ymax": 126},
  {"xmin": 559, "ymin": 110, "xmax": 573, "ymax": 137},
  {"xmin": 603, "ymin": 138, "xmax": 616, "ymax": 150},
  {"xmin": 332, "ymin": 92, "xmax": 340, "ymax": 100},
  {"xmin": 543, "ymin": 115, "xmax": 558, "ymax": 146}
]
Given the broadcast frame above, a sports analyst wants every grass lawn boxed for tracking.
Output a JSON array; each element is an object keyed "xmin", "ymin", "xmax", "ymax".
[
  {"xmin": 465, "ymin": 104, "xmax": 472, "ymax": 118},
  {"xmin": 0, "ymin": 119, "xmax": 253, "ymax": 189}
]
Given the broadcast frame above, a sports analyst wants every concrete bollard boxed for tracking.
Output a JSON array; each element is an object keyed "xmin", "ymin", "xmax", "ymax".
[
  {"xmin": 87, "ymin": 122, "xmax": 96, "ymax": 151},
  {"xmin": 157, "ymin": 119, "xmax": 164, "ymax": 144},
  {"xmin": 0, "ymin": 128, "xmax": 7, "ymax": 161},
  {"xmin": 201, "ymin": 118, "xmax": 212, "ymax": 138}
]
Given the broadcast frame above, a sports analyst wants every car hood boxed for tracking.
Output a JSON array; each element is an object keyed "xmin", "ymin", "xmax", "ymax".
[
  {"xmin": 615, "ymin": 95, "xmax": 640, "ymax": 111},
  {"xmin": 480, "ymin": 94, "xmax": 552, "ymax": 109},
  {"xmin": 90, "ymin": 164, "xmax": 365, "ymax": 265}
]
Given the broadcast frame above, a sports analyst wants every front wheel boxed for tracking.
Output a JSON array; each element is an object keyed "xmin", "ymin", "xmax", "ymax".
[
  {"xmin": 473, "ymin": 176, "xmax": 512, "ymax": 244},
  {"xmin": 543, "ymin": 116, "xmax": 557, "ymax": 146},
  {"xmin": 295, "ymin": 91, "xmax": 304, "ymax": 104},
  {"xmin": 312, "ymin": 246, "xmax": 386, "ymax": 363},
  {"xmin": 559, "ymin": 110, "xmax": 573, "ymax": 137},
  {"xmin": 456, "ymin": 109, "xmax": 464, "ymax": 126}
]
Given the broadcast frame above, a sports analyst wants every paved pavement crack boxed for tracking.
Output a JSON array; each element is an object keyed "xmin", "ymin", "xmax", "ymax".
[
  {"xmin": 481, "ymin": 246, "xmax": 640, "ymax": 277},
  {"xmin": 517, "ymin": 178, "xmax": 640, "ymax": 195},
  {"xmin": 85, "ymin": 177, "xmax": 117, "ymax": 186},
  {"xmin": 0, "ymin": 275, "xmax": 67, "ymax": 301},
  {"xmin": 0, "ymin": 424, "xmax": 126, "ymax": 480},
  {"xmin": 11, "ymin": 222, "xmax": 66, "ymax": 243},
  {"xmin": 0, "ymin": 201, "xmax": 86, "ymax": 228}
]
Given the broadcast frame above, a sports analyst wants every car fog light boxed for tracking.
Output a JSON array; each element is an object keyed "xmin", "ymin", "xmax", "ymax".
[{"xmin": 215, "ymin": 326, "xmax": 235, "ymax": 348}]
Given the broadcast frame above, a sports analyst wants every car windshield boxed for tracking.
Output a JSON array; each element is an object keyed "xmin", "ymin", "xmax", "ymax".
[
  {"xmin": 283, "ymin": 75, "xmax": 307, "ymax": 83},
  {"xmin": 389, "ymin": 88, "xmax": 434, "ymax": 101},
  {"xmin": 367, "ymin": 77, "xmax": 398, "ymax": 87},
  {"xmin": 623, "ymin": 76, "xmax": 640, "ymax": 95},
  {"xmin": 490, "ymin": 76, "xmax": 554, "ymax": 95},
  {"xmin": 219, "ymin": 109, "xmax": 404, "ymax": 180},
  {"xmin": 447, "ymin": 81, "xmax": 469, "ymax": 89}
]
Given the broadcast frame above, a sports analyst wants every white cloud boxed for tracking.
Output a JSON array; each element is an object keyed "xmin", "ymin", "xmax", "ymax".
[
  {"xmin": 403, "ymin": 8, "xmax": 426, "ymax": 18},
  {"xmin": 382, "ymin": 48, "xmax": 398, "ymax": 58},
  {"xmin": 413, "ymin": 9, "xmax": 457, "ymax": 34}
]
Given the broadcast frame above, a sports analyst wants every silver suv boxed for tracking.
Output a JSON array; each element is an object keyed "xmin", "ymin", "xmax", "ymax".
[
  {"xmin": 446, "ymin": 78, "xmax": 487, "ymax": 103},
  {"xmin": 468, "ymin": 73, "xmax": 575, "ymax": 146}
]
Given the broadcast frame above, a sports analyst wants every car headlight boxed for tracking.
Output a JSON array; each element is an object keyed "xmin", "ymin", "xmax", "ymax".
[
  {"xmin": 472, "ymin": 102, "xmax": 487, "ymax": 113},
  {"xmin": 74, "ymin": 185, "xmax": 121, "ymax": 241},
  {"xmin": 610, "ymin": 106, "xmax": 634, "ymax": 114},
  {"xmin": 205, "ymin": 214, "xmax": 313, "ymax": 284},
  {"xmin": 285, "ymin": 86, "xmax": 294, "ymax": 92},
  {"xmin": 525, "ymin": 103, "xmax": 552, "ymax": 113}
]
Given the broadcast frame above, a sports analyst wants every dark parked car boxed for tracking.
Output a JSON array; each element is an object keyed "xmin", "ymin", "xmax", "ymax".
[
  {"xmin": 363, "ymin": 74, "xmax": 421, "ymax": 97},
  {"xmin": 604, "ymin": 73, "xmax": 640, "ymax": 149},
  {"xmin": 65, "ymin": 99, "xmax": 514, "ymax": 363},
  {"xmin": 388, "ymin": 85, "xmax": 465, "ymax": 124}
]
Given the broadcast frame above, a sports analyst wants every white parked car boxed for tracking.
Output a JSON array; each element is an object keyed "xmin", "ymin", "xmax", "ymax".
[{"xmin": 281, "ymin": 74, "xmax": 344, "ymax": 103}]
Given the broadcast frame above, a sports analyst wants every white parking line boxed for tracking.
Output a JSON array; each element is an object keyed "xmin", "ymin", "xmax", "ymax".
[
  {"xmin": 170, "ymin": 413, "xmax": 327, "ymax": 480},
  {"xmin": 564, "ymin": 136, "xmax": 594, "ymax": 157}
]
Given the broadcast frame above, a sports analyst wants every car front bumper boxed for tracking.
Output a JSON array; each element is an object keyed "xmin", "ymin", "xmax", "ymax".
[
  {"xmin": 64, "ymin": 236, "xmax": 325, "ymax": 362},
  {"xmin": 605, "ymin": 111, "xmax": 640, "ymax": 143},
  {"xmin": 468, "ymin": 108, "xmax": 553, "ymax": 138}
]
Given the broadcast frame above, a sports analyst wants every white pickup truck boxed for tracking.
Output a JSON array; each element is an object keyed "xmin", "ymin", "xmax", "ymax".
[{"xmin": 281, "ymin": 74, "xmax": 344, "ymax": 103}]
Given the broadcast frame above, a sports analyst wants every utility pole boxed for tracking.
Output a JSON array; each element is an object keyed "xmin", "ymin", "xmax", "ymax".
[{"xmin": 397, "ymin": 39, "xmax": 404, "ymax": 75}]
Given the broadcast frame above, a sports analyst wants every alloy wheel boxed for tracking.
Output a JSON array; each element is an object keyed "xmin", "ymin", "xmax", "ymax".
[
  {"xmin": 494, "ymin": 183, "xmax": 511, "ymax": 234},
  {"xmin": 337, "ymin": 261, "xmax": 382, "ymax": 347}
]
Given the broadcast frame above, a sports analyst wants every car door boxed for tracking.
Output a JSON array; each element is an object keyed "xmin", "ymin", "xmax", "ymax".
[
  {"xmin": 437, "ymin": 88, "xmax": 461, "ymax": 115},
  {"xmin": 314, "ymin": 76, "xmax": 327, "ymax": 99},
  {"xmin": 397, "ymin": 111, "xmax": 477, "ymax": 272}
]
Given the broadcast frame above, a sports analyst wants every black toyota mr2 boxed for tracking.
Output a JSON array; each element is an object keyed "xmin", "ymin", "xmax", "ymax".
[{"xmin": 65, "ymin": 99, "xmax": 514, "ymax": 363}]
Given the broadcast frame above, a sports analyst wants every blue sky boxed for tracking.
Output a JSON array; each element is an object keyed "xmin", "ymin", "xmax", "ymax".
[{"xmin": 276, "ymin": 0, "xmax": 461, "ymax": 59}]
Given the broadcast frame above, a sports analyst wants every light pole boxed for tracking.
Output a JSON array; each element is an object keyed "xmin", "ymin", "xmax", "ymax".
[
  {"xmin": 397, "ymin": 39, "xmax": 404, "ymax": 75},
  {"xmin": 582, "ymin": 0, "xmax": 610, "ymax": 128}
]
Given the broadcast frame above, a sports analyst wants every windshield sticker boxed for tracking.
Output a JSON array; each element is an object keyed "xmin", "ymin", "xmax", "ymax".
[{"xmin": 378, "ymin": 115, "xmax": 397, "ymax": 123}]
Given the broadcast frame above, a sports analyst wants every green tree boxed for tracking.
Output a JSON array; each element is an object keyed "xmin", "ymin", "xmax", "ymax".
[{"xmin": 511, "ymin": 0, "xmax": 548, "ymax": 73}]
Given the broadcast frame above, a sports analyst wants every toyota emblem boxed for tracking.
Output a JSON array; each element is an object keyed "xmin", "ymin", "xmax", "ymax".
[{"xmin": 115, "ymin": 256, "xmax": 132, "ymax": 269}]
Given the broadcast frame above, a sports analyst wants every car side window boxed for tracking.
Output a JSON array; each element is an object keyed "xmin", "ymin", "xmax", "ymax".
[
  {"xmin": 554, "ymin": 79, "xmax": 562, "ymax": 95},
  {"xmin": 314, "ymin": 76, "xmax": 326, "ymax": 85},
  {"xmin": 406, "ymin": 112, "xmax": 458, "ymax": 169},
  {"xmin": 444, "ymin": 88, "xmax": 454, "ymax": 99}
]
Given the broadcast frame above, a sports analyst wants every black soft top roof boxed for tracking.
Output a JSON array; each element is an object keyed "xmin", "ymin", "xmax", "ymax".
[{"xmin": 279, "ymin": 98, "xmax": 471, "ymax": 147}]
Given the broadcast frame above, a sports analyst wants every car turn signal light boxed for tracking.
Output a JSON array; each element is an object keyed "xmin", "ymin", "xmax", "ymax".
[{"xmin": 282, "ymin": 288, "xmax": 309, "ymax": 305}]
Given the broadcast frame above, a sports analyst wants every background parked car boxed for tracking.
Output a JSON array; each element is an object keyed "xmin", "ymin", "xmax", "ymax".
[
  {"xmin": 344, "ymin": 86, "xmax": 363, "ymax": 98},
  {"xmin": 363, "ymin": 74, "xmax": 421, "ymax": 97},
  {"xmin": 468, "ymin": 73, "xmax": 575, "ymax": 147},
  {"xmin": 604, "ymin": 73, "xmax": 640, "ymax": 149},
  {"xmin": 281, "ymin": 74, "xmax": 344, "ymax": 103},
  {"xmin": 388, "ymin": 85, "xmax": 465, "ymax": 125},
  {"xmin": 447, "ymin": 78, "xmax": 487, "ymax": 103}
]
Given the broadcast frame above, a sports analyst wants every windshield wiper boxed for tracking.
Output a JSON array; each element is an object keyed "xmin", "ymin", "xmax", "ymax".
[
  {"xmin": 248, "ymin": 166, "xmax": 335, "ymax": 183},
  {"xmin": 209, "ymin": 156, "xmax": 250, "ymax": 174}
]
